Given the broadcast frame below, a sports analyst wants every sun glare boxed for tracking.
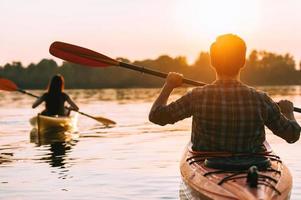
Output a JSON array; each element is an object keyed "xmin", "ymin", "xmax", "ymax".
[{"xmin": 173, "ymin": 0, "xmax": 261, "ymax": 39}]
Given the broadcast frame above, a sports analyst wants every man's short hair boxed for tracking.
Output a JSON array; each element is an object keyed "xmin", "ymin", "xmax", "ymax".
[{"xmin": 210, "ymin": 34, "xmax": 246, "ymax": 76}]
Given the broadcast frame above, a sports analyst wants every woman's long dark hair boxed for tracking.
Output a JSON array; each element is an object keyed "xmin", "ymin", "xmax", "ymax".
[
  {"xmin": 48, "ymin": 74, "xmax": 64, "ymax": 95},
  {"xmin": 46, "ymin": 75, "xmax": 65, "ymax": 114}
]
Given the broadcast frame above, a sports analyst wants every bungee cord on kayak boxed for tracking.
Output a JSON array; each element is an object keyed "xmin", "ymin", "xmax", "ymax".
[{"xmin": 184, "ymin": 147, "xmax": 284, "ymax": 196}]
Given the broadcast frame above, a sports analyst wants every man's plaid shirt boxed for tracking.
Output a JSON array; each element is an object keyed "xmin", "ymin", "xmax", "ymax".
[{"xmin": 149, "ymin": 80, "xmax": 301, "ymax": 152}]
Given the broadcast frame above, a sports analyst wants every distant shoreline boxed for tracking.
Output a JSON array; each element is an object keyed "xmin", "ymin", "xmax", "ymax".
[{"xmin": 1, "ymin": 50, "xmax": 300, "ymax": 88}]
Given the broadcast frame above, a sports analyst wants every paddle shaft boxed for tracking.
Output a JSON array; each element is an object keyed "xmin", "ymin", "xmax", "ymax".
[
  {"xmin": 119, "ymin": 62, "xmax": 206, "ymax": 86},
  {"xmin": 18, "ymin": 89, "xmax": 39, "ymax": 98},
  {"xmin": 295, "ymin": 107, "xmax": 301, "ymax": 112},
  {"xmin": 76, "ymin": 110, "xmax": 95, "ymax": 119}
]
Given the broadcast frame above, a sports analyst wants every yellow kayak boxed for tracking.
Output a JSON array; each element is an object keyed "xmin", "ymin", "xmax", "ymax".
[
  {"xmin": 30, "ymin": 114, "xmax": 77, "ymax": 132},
  {"xmin": 29, "ymin": 114, "xmax": 78, "ymax": 145}
]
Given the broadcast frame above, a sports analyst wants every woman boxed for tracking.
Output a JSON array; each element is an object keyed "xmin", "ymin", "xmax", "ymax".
[{"xmin": 32, "ymin": 74, "xmax": 79, "ymax": 116}]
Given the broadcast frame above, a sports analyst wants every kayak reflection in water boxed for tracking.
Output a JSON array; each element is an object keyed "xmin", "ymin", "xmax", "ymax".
[
  {"xmin": 149, "ymin": 34, "xmax": 301, "ymax": 153},
  {"xmin": 47, "ymin": 142, "xmax": 76, "ymax": 169},
  {"xmin": 32, "ymin": 74, "xmax": 79, "ymax": 116}
]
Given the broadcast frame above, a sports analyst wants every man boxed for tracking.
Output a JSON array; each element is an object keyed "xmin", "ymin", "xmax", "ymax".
[{"xmin": 149, "ymin": 34, "xmax": 300, "ymax": 152}]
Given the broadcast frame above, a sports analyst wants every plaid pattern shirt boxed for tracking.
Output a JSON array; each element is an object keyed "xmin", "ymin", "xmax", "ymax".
[{"xmin": 149, "ymin": 80, "xmax": 301, "ymax": 152}]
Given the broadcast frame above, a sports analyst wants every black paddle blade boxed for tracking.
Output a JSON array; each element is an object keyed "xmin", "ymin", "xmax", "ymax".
[{"xmin": 49, "ymin": 41, "xmax": 119, "ymax": 67}]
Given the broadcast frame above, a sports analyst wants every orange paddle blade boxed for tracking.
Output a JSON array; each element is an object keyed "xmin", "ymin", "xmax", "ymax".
[
  {"xmin": 49, "ymin": 41, "xmax": 119, "ymax": 67},
  {"xmin": 93, "ymin": 116, "xmax": 116, "ymax": 125},
  {"xmin": 0, "ymin": 78, "xmax": 18, "ymax": 91}
]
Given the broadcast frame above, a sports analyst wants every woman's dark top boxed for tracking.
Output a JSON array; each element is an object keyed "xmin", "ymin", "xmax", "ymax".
[{"xmin": 41, "ymin": 92, "xmax": 69, "ymax": 116}]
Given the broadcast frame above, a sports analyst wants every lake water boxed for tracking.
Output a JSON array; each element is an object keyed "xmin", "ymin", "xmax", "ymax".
[{"xmin": 0, "ymin": 86, "xmax": 300, "ymax": 200}]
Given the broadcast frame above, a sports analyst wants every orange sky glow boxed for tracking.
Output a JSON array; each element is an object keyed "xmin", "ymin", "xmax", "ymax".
[{"xmin": 0, "ymin": 0, "xmax": 300, "ymax": 67}]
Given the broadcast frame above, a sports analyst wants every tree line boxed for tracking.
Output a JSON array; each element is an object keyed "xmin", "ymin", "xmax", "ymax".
[{"xmin": 0, "ymin": 50, "xmax": 300, "ymax": 89}]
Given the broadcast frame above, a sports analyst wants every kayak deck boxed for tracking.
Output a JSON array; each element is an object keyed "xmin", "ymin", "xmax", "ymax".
[
  {"xmin": 29, "ymin": 114, "xmax": 79, "ymax": 145},
  {"xmin": 180, "ymin": 144, "xmax": 292, "ymax": 200},
  {"xmin": 30, "ymin": 114, "xmax": 78, "ymax": 133}
]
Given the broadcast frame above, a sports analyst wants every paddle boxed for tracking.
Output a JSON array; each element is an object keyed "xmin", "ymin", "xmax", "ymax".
[
  {"xmin": 49, "ymin": 41, "xmax": 301, "ymax": 113},
  {"xmin": 0, "ymin": 78, "xmax": 116, "ymax": 125},
  {"xmin": 49, "ymin": 41, "xmax": 206, "ymax": 86}
]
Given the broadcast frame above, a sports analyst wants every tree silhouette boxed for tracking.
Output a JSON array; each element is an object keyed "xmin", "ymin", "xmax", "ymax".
[{"xmin": 0, "ymin": 50, "xmax": 300, "ymax": 89}]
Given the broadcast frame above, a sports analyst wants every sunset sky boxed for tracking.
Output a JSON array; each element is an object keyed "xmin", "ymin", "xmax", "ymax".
[{"xmin": 0, "ymin": 0, "xmax": 300, "ymax": 67}]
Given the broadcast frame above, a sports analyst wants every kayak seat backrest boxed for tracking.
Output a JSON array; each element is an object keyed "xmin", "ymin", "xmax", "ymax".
[{"xmin": 204, "ymin": 156, "xmax": 271, "ymax": 171}]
